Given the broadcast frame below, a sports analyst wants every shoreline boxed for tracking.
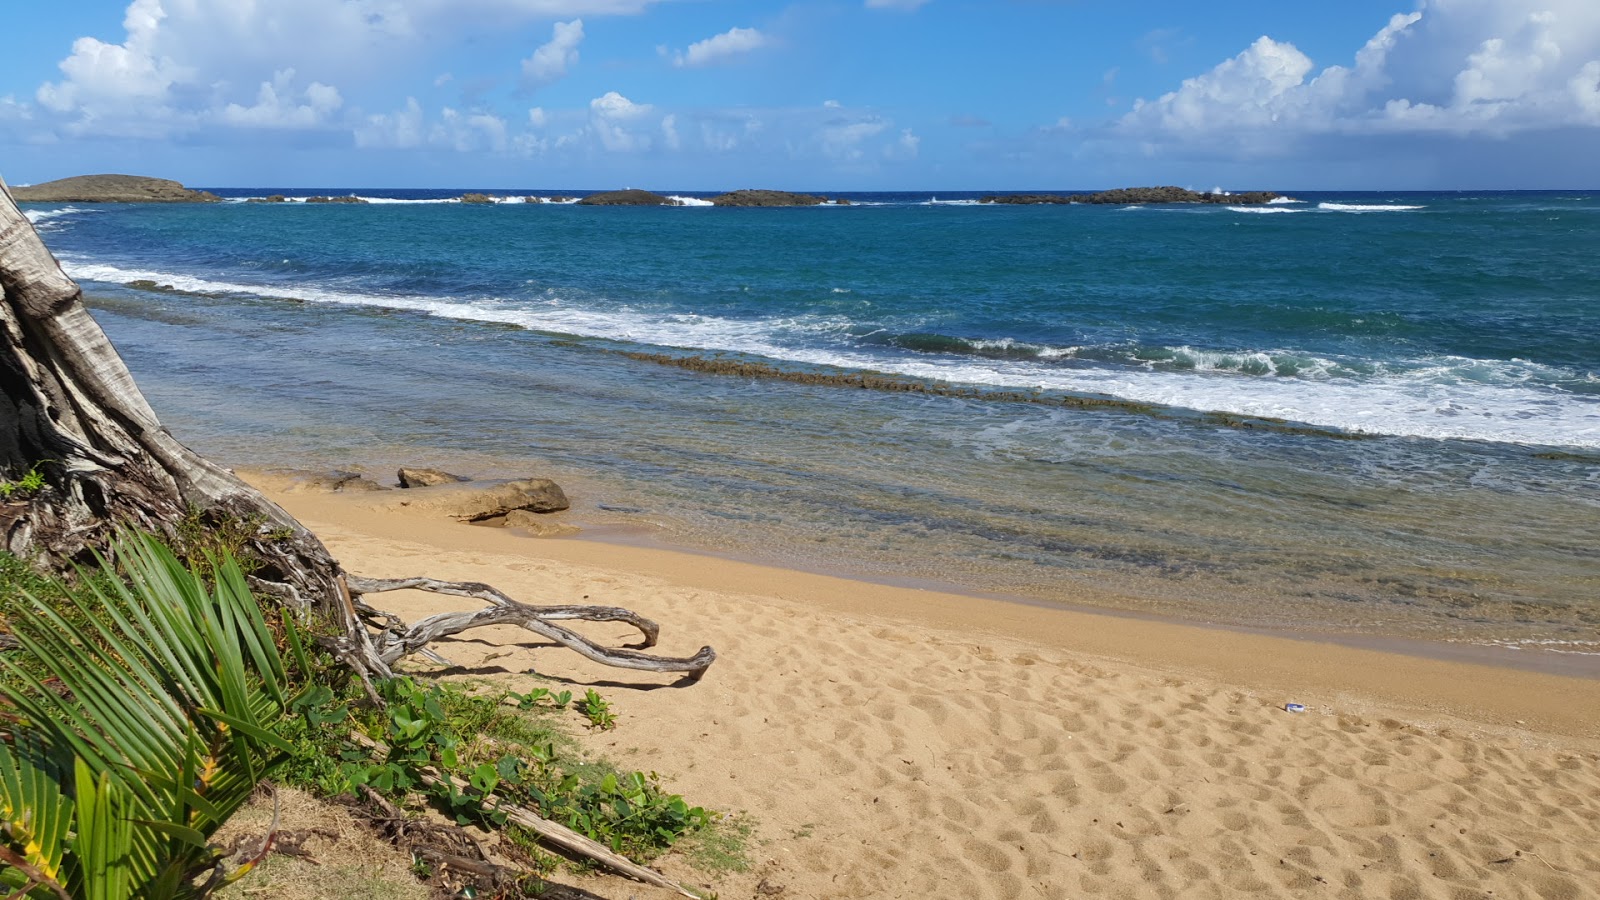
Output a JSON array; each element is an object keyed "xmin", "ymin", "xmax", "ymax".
[
  {"xmin": 568, "ymin": 520, "xmax": 1600, "ymax": 682},
  {"xmin": 247, "ymin": 469, "xmax": 1600, "ymax": 740}
]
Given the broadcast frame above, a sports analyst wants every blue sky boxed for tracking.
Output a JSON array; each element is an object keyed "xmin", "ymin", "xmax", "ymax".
[{"xmin": 3, "ymin": 0, "xmax": 1598, "ymax": 190}]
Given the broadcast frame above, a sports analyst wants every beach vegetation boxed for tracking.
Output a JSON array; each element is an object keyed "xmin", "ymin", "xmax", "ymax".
[
  {"xmin": 278, "ymin": 674, "xmax": 711, "ymax": 860},
  {"xmin": 678, "ymin": 813, "xmax": 755, "ymax": 876},
  {"xmin": 1, "ymin": 537, "xmax": 722, "ymax": 897},
  {"xmin": 0, "ymin": 464, "xmax": 49, "ymax": 501},
  {"xmin": 0, "ymin": 532, "xmax": 311, "ymax": 900},
  {"xmin": 577, "ymin": 688, "xmax": 617, "ymax": 730}
]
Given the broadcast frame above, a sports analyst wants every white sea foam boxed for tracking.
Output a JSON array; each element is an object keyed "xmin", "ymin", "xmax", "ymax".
[
  {"xmin": 24, "ymin": 206, "xmax": 97, "ymax": 223},
  {"xmin": 1459, "ymin": 638, "xmax": 1600, "ymax": 656},
  {"xmin": 23, "ymin": 207, "xmax": 100, "ymax": 231},
  {"xmin": 1228, "ymin": 206, "xmax": 1305, "ymax": 214},
  {"xmin": 667, "ymin": 195, "xmax": 715, "ymax": 207},
  {"xmin": 1318, "ymin": 202, "xmax": 1425, "ymax": 212},
  {"xmin": 68, "ymin": 259, "xmax": 1600, "ymax": 449},
  {"xmin": 1267, "ymin": 196, "xmax": 1301, "ymax": 204},
  {"xmin": 352, "ymin": 196, "xmax": 457, "ymax": 204},
  {"xmin": 922, "ymin": 198, "xmax": 982, "ymax": 206}
]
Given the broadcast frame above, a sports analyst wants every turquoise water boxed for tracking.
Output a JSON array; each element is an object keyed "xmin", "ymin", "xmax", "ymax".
[{"xmin": 23, "ymin": 190, "xmax": 1600, "ymax": 666}]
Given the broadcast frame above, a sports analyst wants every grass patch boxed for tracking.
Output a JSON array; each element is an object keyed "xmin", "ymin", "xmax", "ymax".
[{"xmin": 676, "ymin": 813, "xmax": 756, "ymax": 876}]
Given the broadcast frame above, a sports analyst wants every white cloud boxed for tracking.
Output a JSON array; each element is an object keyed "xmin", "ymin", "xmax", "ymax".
[
  {"xmin": 0, "ymin": 95, "xmax": 31, "ymax": 121},
  {"xmin": 355, "ymin": 97, "xmax": 425, "ymax": 149},
  {"xmin": 590, "ymin": 91, "xmax": 651, "ymax": 119},
  {"xmin": 821, "ymin": 118, "xmax": 888, "ymax": 159},
  {"xmin": 36, "ymin": 0, "xmax": 187, "ymax": 121},
  {"xmin": 432, "ymin": 108, "xmax": 510, "ymax": 153},
  {"xmin": 522, "ymin": 19, "xmax": 584, "ymax": 90},
  {"xmin": 220, "ymin": 69, "xmax": 342, "ymax": 129},
  {"xmin": 865, "ymin": 0, "xmax": 930, "ymax": 10},
  {"xmin": 528, "ymin": 106, "xmax": 549, "ymax": 128},
  {"xmin": 1573, "ymin": 61, "xmax": 1600, "ymax": 122},
  {"xmin": 1119, "ymin": 1, "xmax": 1600, "ymax": 145},
  {"xmin": 672, "ymin": 26, "xmax": 767, "ymax": 68},
  {"xmin": 589, "ymin": 91, "xmax": 654, "ymax": 151},
  {"xmin": 32, "ymin": 0, "xmax": 664, "ymax": 139},
  {"xmin": 884, "ymin": 128, "xmax": 920, "ymax": 160},
  {"xmin": 661, "ymin": 113, "xmax": 681, "ymax": 150}
]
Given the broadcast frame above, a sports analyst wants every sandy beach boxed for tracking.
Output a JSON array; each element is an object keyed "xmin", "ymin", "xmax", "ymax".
[{"xmin": 245, "ymin": 471, "xmax": 1600, "ymax": 900}]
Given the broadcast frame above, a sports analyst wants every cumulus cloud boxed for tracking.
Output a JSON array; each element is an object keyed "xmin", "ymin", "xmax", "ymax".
[
  {"xmin": 0, "ymin": 95, "xmax": 31, "ymax": 121},
  {"xmin": 1120, "ymin": 0, "xmax": 1600, "ymax": 145},
  {"xmin": 820, "ymin": 118, "xmax": 889, "ymax": 159},
  {"xmin": 220, "ymin": 69, "xmax": 342, "ymax": 129},
  {"xmin": 672, "ymin": 27, "xmax": 767, "ymax": 68},
  {"xmin": 522, "ymin": 19, "xmax": 584, "ymax": 90},
  {"xmin": 36, "ymin": 0, "xmax": 188, "ymax": 125},
  {"xmin": 884, "ymin": 128, "xmax": 920, "ymax": 160},
  {"xmin": 433, "ymin": 108, "xmax": 510, "ymax": 153},
  {"xmin": 355, "ymin": 97, "xmax": 425, "ymax": 149},
  {"xmin": 31, "ymin": 0, "xmax": 662, "ymax": 139},
  {"xmin": 589, "ymin": 90, "xmax": 655, "ymax": 151}
]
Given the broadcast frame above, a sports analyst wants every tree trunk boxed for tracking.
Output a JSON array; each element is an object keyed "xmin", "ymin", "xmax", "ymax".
[
  {"xmin": 0, "ymin": 175, "xmax": 346, "ymax": 604},
  {"xmin": 0, "ymin": 177, "xmax": 713, "ymax": 682}
]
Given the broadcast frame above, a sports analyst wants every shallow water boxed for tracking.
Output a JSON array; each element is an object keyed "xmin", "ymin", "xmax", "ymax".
[{"xmin": 25, "ymin": 190, "xmax": 1600, "ymax": 664}]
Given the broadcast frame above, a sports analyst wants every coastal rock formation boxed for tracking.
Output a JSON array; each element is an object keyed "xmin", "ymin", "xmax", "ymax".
[
  {"xmin": 246, "ymin": 194, "xmax": 289, "ymax": 203},
  {"xmin": 397, "ymin": 467, "xmax": 470, "ymax": 488},
  {"xmin": 980, "ymin": 186, "xmax": 1279, "ymax": 205},
  {"xmin": 10, "ymin": 174, "xmax": 221, "ymax": 203},
  {"xmin": 577, "ymin": 189, "xmax": 680, "ymax": 206},
  {"xmin": 305, "ymin": 195, "xmax": 367, "ymax": 204},
  {"xmin": 710, "ymin": 189, "xmax": 827, "ymax": 207},
  {"xmin": 383, "ymin": 478, "xmax": 570, "ymax": 521},
  {"xmin": 459, "ymin": 193, "xmax": 495, "ymax": 204},
  {"xmin": 503, "ymin": 510, "xmax": 581, "ymax": 536}
]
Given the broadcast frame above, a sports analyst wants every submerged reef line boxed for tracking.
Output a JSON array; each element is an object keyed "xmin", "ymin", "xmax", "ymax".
[{"xmin": 612, "ymin": 349, "xmax": 1369, "ymax": 441}]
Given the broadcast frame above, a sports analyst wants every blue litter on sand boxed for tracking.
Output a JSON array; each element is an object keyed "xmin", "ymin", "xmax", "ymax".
[{"xmin": 1284, "ymin": 703, "xmax": 1306, "ymax": 713}]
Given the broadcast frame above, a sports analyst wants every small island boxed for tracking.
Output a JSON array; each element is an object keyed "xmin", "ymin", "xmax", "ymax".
[
  {"xmin": 980, "ymin": 186, "xmax": 1279, "ymax": 205},
  {"xmin": 576, "ymin": 189, "xmax": 682, "ymax": 206},
  {"xmin": 10, "ymin": 174, "xmax": 221, "ymax": 203},
  {"xmin": 710, "ymin": 189, "xmax": 828, "ymax": 207}
]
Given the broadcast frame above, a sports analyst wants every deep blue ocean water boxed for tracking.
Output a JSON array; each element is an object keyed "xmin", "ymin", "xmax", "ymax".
[{"xmin": 21, "ymin": 188, "xmax": 1600, "ymax": 667}]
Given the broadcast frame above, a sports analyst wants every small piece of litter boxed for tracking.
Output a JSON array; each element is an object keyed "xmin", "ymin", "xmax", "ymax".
[{"xmin": 1284, "ymin": 703, "xmax": 1306, "ymax": 713}]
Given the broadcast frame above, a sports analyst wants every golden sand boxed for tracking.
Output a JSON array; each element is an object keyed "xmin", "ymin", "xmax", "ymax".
[{"xmin": 249, "ymin": 472, "xmax": 1600, "ymax": 900}]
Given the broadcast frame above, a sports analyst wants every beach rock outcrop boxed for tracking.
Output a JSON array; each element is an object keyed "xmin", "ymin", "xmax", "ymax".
[
  {"xmin": 11, "ymin": 174, "xmax": 222, "ymax": 203},
  {"xmin": 710, "ymin": 189, "xmax": 827, "ymax": 207},
  {"xmin": 305, "ymin": 195, "xmax": 367, "ymax": 204},
  {"xmin": 503, "ymin": 510, "xmax": 581, "ymax": 537},
  {"xmin": 459, "ymin": 193, "xmax": 496, "ymax": 204},
  {"xmin": 385, "ymin": 478, "xmax": 570, "ymax": 521},
  {"xmin": 577, "ymin": 189, "xmax": 680, "ymax": 206},
  {"xmin": 397, "ymin": 467, "xmax": 470, "ymax": 488},
  {"xmin": 246, "ymin": 195, "xmax": 289, "ymax": 204},
  {"xmin": 274, "ymin": 470, "xmax": 390, "ymax": 493},
  {"xmin": 979, "ymin": 186, "xmax": 1279, "ymax": 206}
]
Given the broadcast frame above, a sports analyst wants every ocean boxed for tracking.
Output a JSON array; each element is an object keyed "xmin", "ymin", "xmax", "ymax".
[{"xmin": 20, "ymin": 188, "xmax": 1600, "ymax": 672}]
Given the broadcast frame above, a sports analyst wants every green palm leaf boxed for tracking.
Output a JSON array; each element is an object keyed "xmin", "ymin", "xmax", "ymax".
[{"xmin": 0, "ymin": 531, "xmax": 308, "ymax": 899}]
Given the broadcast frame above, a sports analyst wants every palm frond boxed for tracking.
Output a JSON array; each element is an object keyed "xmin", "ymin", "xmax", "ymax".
[{"xmin": 0, "ymin": 531, "xmax": 305, "ymax": 900}]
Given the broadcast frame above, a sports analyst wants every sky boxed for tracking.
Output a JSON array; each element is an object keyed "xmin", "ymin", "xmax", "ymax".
[{"xmin": 2, "ymin": 0, "xmax": 1599, "ymax": 190}]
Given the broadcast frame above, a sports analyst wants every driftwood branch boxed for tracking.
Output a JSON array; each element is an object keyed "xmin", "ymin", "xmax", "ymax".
[
  {"xmin": 351, "ymin": 733, "xmax": 698, "ymax": 898},
  {"xmin": 345, "ymin": 575, "xmax": 715, "ymax": 678}
]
